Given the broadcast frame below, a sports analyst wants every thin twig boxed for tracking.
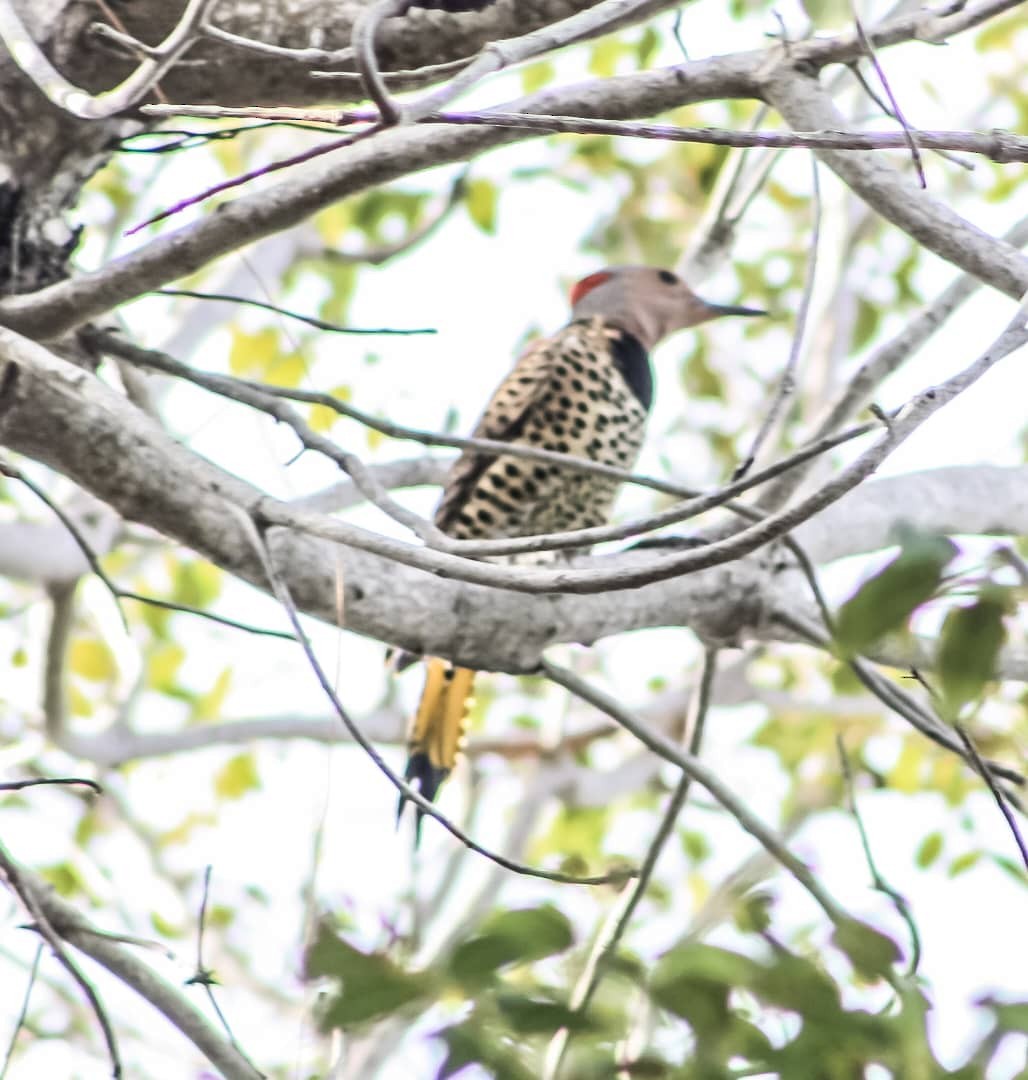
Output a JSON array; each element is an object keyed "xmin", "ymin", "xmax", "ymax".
[
  {"xmin": 907, "ymin": 673, "xmax": 1028, "ymax": 870},
  {"xmin": 0, "ymin": 0, "xmax": 217, "ymax": 119},
  {"xmin": 351, "ymin": 0, "xmax": 413, "ymax": 125},
  {"xmin": 139, "ymin": 104, "xmax": 1028, "ymax": 162},
  {"xmin": 0, "ymin": 456, "xmax": 294, "ymax": 641},
  {"xmin": 955, "ymin": 723, "xmax": 1028, "ymax": 872},
  {"xmin": 735, "ymin": 157, "xmax": 821, "ymax": 481},
  {"xmin": 125, "ymin": 126, "xmax": 380, "ymax": 236},
  {"xmin": 256, "ymin": 296, "xmax": 1028, "ymax": 598},
  {"xmin": 95, "ymin": 333, "xmax": 446, "ymax": 545},
  {"xmin": 774, "ymin": 608, "xmax": 1024, "ymax": 788},
  {"xmin": 399, "ymin": 0, "xmax": 662, "ymax": 123},
  {"xmin": 852, "ymin": 8, "xmax": 926, "ymax": 187},
  {"xmin": 0, "ymin": 842, "xmax": 122, "ymax": 1078},
  {"xmin": 184, "ymin": 867, "xmax": 261, "ymax": 1073},
  {"xmin": 0, "ymin": 777, "xmax": 102, "ymax": 795},
  {"xmin": 543, "ymin": 647, "xmax": 719, "ymax": 1080},
  {"xmin": 541, "ymin": 659, "xmax": 850, "ymax": 926},
  {"xmin": 119, "ymin": 338, "xmax": 881, "ymax": 556},
  {"xmin": 837, "ymin": 736, "xmax": 921, "ymax": 977},
  {"xmin": 236, "ymin": 505, "xmax": 634, "ymax": 887},
  {"xmin": 0, "ymin": 942, "xmax": 41, "ymax": 1080},
  {"xmin": 156, "ymin": 289, "xmax": 436, "ymax": 335}
]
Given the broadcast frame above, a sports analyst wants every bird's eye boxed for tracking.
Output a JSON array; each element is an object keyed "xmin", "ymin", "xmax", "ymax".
[{"xmin": 657, "ymin": 270, "xmax": 678, "ymax": 285}]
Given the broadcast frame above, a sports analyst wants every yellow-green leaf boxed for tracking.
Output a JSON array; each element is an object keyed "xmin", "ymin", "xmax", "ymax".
[
  {"xmin": 521, "ymin": 60, "xmax": 554, "ymax": 94},
  {"xmin": 465, "ymin": 179, "xmax": 498, "ymax": 234},
  {"xmin": 193, "ymin": 668, "xmax": 232, "ymax": 723},
  {"xmin": 265, "ymin": 351, "xmax": 307, "ymax": 388},
  {"xmin": 214, "ymin": 752, "xmax": 260, "ymax": 800},
  {"xmin": 588, "ymin": 38, "xmax": 622, "ymax": 78},
  {"xmin": 69, "ymin": 684, "xmax": 94, "ymax": 717},
  {"xmin": 148, "ymin": 642, "xmax": 185, "ymax": 692},
  {"xmin": 172, "ymin": 560, "xmax": 222, "ymax": 609},
  {"xmin": 309, "ymin": 403, "xmax": 339, "ymax": 432},
  {"xmin": 150, "ymin": 911, "xmax": 183, "ymax": 939},
  {"xmin": 229, "ymin": 326, "xmax": 279, "ymax": 377},
  {"xmin": 158, "ymin": 811, "xmax": 216, "ymax": 848},
  {"xmin": 11, "ymin": 646, "xmax": 27, "ymax": 667},
  {"xmin": 915, "ymin": 831, "xmax": 944, "ymax": 869},
  {"xmin": 70, "ymin": 638, "xmax": 116, "ymax": 682}
]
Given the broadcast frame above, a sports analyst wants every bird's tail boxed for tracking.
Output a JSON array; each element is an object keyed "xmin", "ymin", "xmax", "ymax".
[{"xmin": 399, "ymin": 658, "xmax": 475, "ymax": 843}]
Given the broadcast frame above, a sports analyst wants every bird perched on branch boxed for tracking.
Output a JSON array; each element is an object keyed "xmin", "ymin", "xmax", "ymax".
[{"xmin": 401, "ymin": 265, "xmax": 764, "ymax": 836}]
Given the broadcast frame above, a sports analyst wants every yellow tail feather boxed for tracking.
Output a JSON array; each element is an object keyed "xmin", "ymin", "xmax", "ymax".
[{"xmin": 400, "ymin": 658, "xmax": 475, "ymax": 840}]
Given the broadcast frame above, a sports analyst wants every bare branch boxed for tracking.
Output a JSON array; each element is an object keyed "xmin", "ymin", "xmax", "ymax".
[
  {"xmin": 0, "ymin": 846, "xmax": 263, "ymax": 1079},
  {"xmin": 541, "ymin": 659, "xmax": 851, "ymax": 927},
  {"xmin": 736, "ymin": 157, "xmax": 821, "ymax": 482},
  {"xmin": 155, "ymin": 289, "xmax": 436, "ymax": 335},
  {"xmin": 0, "ymin": 0, "xmax": 217, "ymax": 119},
  {"xmin": 237, "ymin": 503, "xmax": 635, "ymax": 887},
  {"xmin": 543, "ymin": 646, "xmax": 719, "ymax": 1080},
  {"xmin": 0, "ymin": 841, "xmax": 122, "ymax": 1078}
]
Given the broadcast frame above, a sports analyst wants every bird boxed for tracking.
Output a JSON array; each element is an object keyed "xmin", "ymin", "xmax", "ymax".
[{"xmin": 400, "ymin": 265, "xmax": 765, "ymax": 836}]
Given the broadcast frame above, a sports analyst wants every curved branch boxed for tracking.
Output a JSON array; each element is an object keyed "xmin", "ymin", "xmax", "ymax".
[{"xmin": 0, "ymin": 845, "xmax": 262, "ymax": 1079}]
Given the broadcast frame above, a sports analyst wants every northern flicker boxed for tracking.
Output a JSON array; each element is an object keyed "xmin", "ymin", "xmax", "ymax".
[{"xmin": 402, "ymin": 266, "xmax": 764, "ymax": 831}]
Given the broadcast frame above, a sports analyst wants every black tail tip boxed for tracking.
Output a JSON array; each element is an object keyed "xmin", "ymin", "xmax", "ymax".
[{"xmin": 397, "ymin": 753, "xmax": 450, "ymax": 847}]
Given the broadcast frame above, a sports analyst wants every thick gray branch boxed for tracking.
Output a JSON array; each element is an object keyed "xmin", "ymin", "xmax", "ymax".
[
  {"xmin": 796, "ymin": 465, "xmax": 1028, "ymax": 563},
  {"xmin": 2, "ymin": 329, "xmax": 1026, "ymax": 677}
]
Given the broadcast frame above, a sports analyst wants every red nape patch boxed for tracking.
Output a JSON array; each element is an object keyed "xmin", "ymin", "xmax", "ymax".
[{"xmin": 570, "ymin": 271, "xmax": 613, "ymax": 307}]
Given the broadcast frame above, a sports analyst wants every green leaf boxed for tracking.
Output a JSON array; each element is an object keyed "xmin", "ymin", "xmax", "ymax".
[
  {"xmin": 465, "ymin": 178, "xmax": 497, "ymax": 234},
  {"xmin": 306, "ymin": 921, "xmax": 434, "ymax": 1028},
  {"xmin": 434, "ymin": 1019, "xmax": 534, "ymax": 1080},
  {"xmin": 494, "ymin": 992, "xmax": 597, "ymax": 1035},
  {"xmin": 834, "ymin": 530, "xmax": 958, "ymax": 656},
  {"xmin": 948, "ymin": 850, "xmax": 981, "ymax": 877},
  {"xmin": 915, "ymin": 831, "xmax": 944, "ymax": 869},
  {"xmin": 214, "ymin": 752, "xmax": 260, "ymax": 800},
  {"xmin": 937, "ymin": 593, "xmax": 1009, "ymax": 715},
  {"xmin": 69, "ymin": 638, "xmax": 117, "ymax": 682},
  {"xmin": 448, "ymin": 906, "xmax": 574, "ymax": 988},
  {"xmin": 650, "ymin": 943, "xmax": 761, "ymax": 1021},
  {"xmin": 832, "ymin": 919, "xmax": 900, "ymax": 980}
]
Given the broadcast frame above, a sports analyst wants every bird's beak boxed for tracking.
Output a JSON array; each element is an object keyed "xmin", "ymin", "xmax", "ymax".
[{"xmin": 702, "ymin": 301, "xmax": 768, "ymax": 319}]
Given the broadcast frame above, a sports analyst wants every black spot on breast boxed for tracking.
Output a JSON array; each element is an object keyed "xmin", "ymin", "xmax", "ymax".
[
  {"xmin": 491, "ymin": 475, "xmax": 507, "ymax": 489},
  {"xmin": 559, "ymin": 396, "xmax": 572, "ymax": 409},
  {"xmin": 533, "ymin": 466, "xmax": 548, "ymax": 481},
  {"xmin": 504, "ymin": 463, "xmax": 521, "ymax": 478},
  {"xmin": 476, "ymin": 508, "xmax": 495, "ymax": 525}
]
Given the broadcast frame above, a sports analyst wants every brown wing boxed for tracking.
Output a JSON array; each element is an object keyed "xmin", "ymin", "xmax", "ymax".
[{"xmin": 433, "ymin": 333, "xmax": 557, "ymax": 533}]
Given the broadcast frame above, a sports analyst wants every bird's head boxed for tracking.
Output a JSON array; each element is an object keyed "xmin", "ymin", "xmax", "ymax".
[{"xmin": 569, "ymin": 265, "xmax": 766, "ymax": 351}]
